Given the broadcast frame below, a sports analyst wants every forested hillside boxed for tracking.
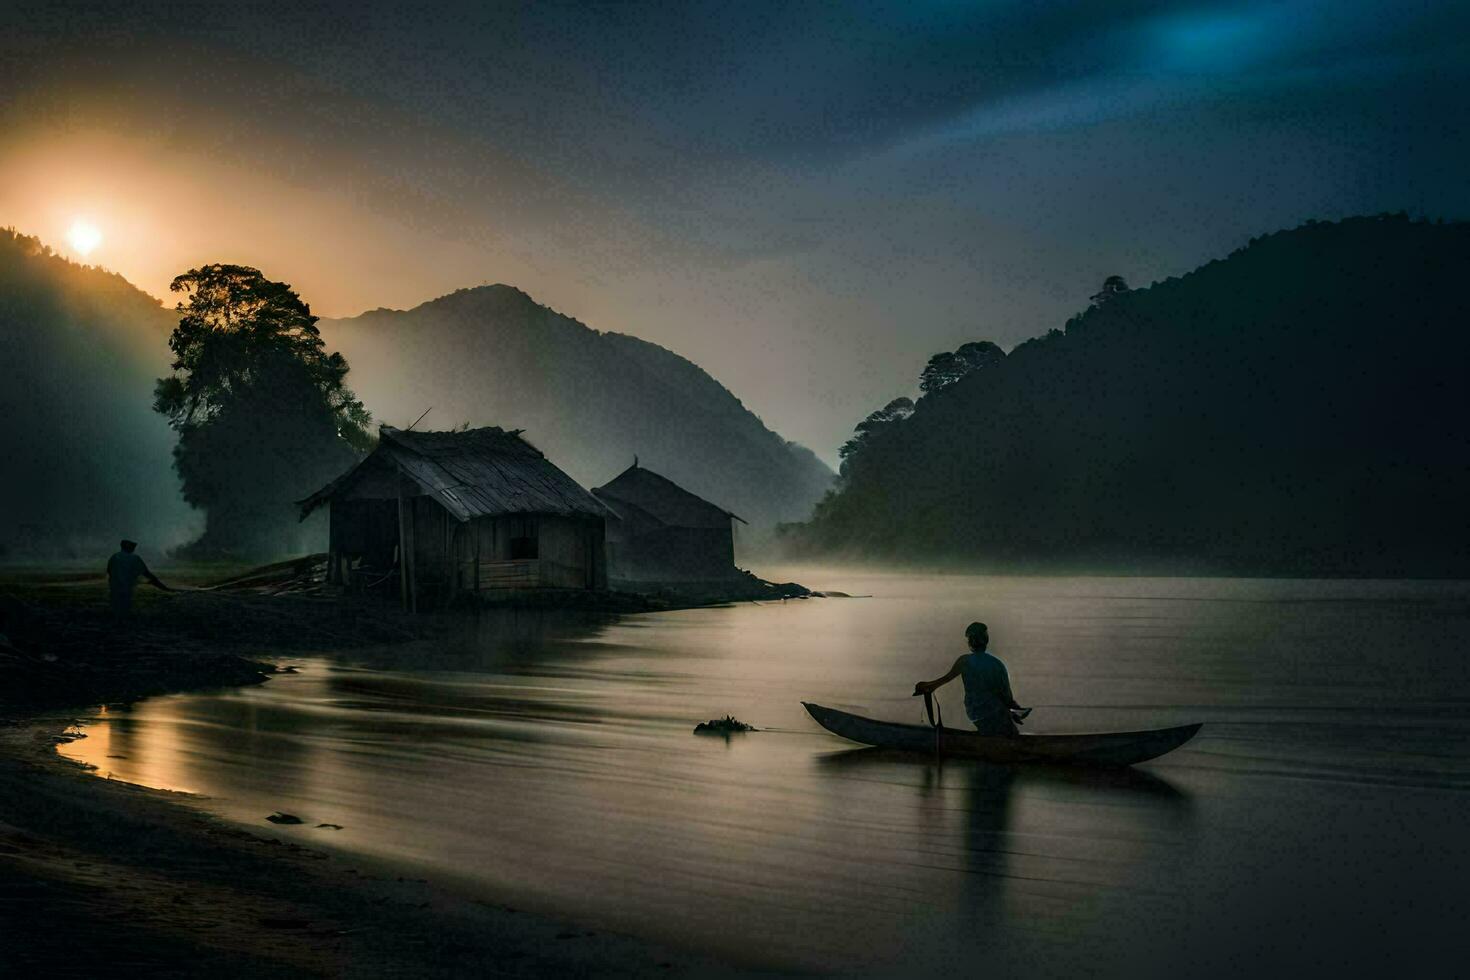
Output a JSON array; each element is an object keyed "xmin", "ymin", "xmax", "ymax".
[
  {"xmin": 323, "ymin": 286, "xmax": 832, "ymax": 533},
  {"xmin": 0, "ymin": 230, "xmax": 199, "ymax": 556},
  {"xmin": 787, "ymin": 216, "xmax": 1470, "ymax": 575}
]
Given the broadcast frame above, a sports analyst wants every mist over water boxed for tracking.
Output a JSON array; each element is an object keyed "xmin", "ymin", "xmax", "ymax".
[{"xmin": 62, "ymin": 569, "xmax": 1470, "ymax": 975}]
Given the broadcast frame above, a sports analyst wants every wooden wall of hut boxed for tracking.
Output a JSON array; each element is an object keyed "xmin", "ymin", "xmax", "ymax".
[
  {"xmin": 449, "ymin": 513, "xmax": 607, "ymax": 594},
  {"xmin": 329, "ymin": 496, "xmax": 606, "ymax": 605},
  {"xmin": 607, "ymin": 524, "xmax": 737, "ymax": 583}
]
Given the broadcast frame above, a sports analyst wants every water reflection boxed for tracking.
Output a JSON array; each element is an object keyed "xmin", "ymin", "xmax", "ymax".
[
  {"xmin": 815, "ymin": 749, "xmax": 1192, "ymax": 890},
  {"xmin": 342, "ymin": 607, "xmax": 619, "ymax": 673}
]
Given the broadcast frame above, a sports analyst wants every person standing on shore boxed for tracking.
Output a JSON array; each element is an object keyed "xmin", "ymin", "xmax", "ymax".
[
  {"xmin": 106, "ymin": 539, "xmax": 171, "ymax": 617},
  {"xmin": 913, "ymin": 622, "xmax": 1031, "ymax": 735}
]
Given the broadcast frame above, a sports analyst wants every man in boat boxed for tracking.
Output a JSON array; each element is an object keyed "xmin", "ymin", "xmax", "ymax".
[
  {"xmin": 106, "ymin": 539, "xmax": 171, "ymax": 617},
  {"xmin": 913, "ymin": 622, "xmax": 1030, "ymax": 735}
]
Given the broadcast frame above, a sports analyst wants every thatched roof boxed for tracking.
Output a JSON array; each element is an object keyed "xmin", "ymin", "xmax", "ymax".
[
  {"xmin": 593, "ymin": 462, "xmax": 744, "ymax": 529},
  {"xmin": 299, "ymin": 425, "xmax": 609, "ymax": 522}
]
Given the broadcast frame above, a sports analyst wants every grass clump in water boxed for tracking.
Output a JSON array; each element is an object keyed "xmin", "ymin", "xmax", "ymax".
[{"xmin": 693, "ymin": 715, "xmax": 756, "ymax": 735}]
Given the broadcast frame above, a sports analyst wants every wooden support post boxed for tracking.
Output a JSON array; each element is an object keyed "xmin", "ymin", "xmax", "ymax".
[
  {"xmin": 397, "ymin": 470, "xmax": 410, "ymax": 612},
  {"xmin": 406, "ymin": 498, "xmax": 418, "ymax": 615},
  {"xmin": 326, "ymin": 505, "xmax": 339, "ymax": 586}
]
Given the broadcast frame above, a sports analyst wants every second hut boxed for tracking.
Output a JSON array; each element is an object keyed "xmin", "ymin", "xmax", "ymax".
[{"xmin": 593, "ymin": 461, "xmax": 746, "ymax": 585}]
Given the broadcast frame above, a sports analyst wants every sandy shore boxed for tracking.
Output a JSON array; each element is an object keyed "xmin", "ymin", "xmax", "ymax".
[
  {"xmin": 0, "ymin": 568, "xmax": 746, "ymax": 977},
  {"xmin": 0, "ymin": 719, "xmax": 741, "ymax": 977}
]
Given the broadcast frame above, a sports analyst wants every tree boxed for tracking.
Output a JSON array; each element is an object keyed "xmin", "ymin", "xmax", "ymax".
[
  {"xmin": 839, "ymin": 396, "xmax": 915, "ymax": 461},
  {"xmin": 154, "ymin": 264, "xmax": 371, "ymax": 554},
  {"xmin": 918, "ymin": 352, "xmax": 963, "ymax": 394},
  {"xmin": 857, "ymin": 396, "xmax": 915, "ymax": 434},
  {"xmin": 919, "ymin": 340, "xmax": 1005, "ymax": 394},
  {"xmin": 1090, "ymin": 274, "xmax": 1130, "ymax": 307}
]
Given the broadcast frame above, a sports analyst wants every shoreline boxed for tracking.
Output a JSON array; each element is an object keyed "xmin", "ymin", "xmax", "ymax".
[
  {"xmin": 0, "ymin": 714, "xmax": 740, "ymax": 977},
  {"xmin": 0, "ymin": 568, "xmax": 756, "ymax": 977}
]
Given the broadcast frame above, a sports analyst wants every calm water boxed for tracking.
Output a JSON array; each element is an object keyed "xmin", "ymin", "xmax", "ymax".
[{"xmin": 62, "ymin": 570, "xmax": 1470, "ymax": 975}]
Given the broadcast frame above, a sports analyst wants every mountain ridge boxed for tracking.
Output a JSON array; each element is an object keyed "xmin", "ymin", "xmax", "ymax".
[
  {"xmin": 325, "ymin": 283, "xmax": 833, "ymax": 533},
  {"xmin": 0, "ymin": 228, "xmax": 199, "ymax": 555}
]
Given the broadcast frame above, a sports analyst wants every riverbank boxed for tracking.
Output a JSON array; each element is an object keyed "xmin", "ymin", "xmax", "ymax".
[
  {"xmin": 0, "ymin": 718, "xmax": 734, "ymax": 977},
  {"xmin": 0, "ymin": 561, "xmax": 810, "ymax": 710},
  {"xmin": 0, "ymin": 560, "xmax": 432, "ymax": 707},
  {"xmin": 0, "ymin": 567, "xmax": 744, "ymax": 976}
]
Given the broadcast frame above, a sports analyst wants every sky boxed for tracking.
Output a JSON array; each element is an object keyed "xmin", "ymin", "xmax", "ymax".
[{"xmin": 3, "ymin": 0, "xmax": 1467, "ymax": 464}]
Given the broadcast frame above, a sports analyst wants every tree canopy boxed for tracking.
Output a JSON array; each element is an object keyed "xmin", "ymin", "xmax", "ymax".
[
  {"xmin": 918, "ymin": 341, "xmax": 1005, "ymax": 394},
  {"xmin": 154, "ymin": 264, "xmax": 370, "ymax": 554},
  {"xmin": 839, "ymin": 396, "xmax": 914, "ymax": 466},
  {"xmin": 1089, "ymin": 274, "xmax": 1130, "ymax": 307}
]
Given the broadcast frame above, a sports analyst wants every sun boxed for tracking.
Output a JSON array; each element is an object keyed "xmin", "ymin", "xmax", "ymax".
[{"xmin": 67, "ymin": 218, "xmax": 103, "ymax": 257}]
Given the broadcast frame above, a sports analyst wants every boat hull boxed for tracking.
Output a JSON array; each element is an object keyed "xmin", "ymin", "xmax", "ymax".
[{"xmin": 803, "ymin": 702, "xmax": 1200, "ymax": 767}]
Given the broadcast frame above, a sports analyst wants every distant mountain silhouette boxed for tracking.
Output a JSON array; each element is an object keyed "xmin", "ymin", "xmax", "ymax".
[
  {"xmin": 788, "ymin": 215, "xmax": 1470, "ymax": 575},
  {"xmin": 321, "ymin": 285, "xmax": 833, "ymax": 533},
  {"xmin": 0, "ymin": 229, "xmax": 200, "ymax": 556}
]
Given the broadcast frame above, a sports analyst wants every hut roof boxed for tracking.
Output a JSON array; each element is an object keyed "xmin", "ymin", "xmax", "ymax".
[
  {"xmin": 299, "ymin": 425, "xmax": 609, "ymax": 522},
  {"xmin": 593, "ymin": 462, "xmax": 745, "ymax": 528}
]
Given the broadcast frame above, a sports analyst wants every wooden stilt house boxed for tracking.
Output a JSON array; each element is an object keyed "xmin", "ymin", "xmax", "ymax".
[{"xmin": 299, "ymin": 426, "xmax": 609, "ymax": 607}]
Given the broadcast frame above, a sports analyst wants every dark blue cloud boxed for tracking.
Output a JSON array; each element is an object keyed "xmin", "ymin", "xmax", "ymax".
[{"xmin": 8, "ymin": 1, "xmax": 1466, "ymax": 171}]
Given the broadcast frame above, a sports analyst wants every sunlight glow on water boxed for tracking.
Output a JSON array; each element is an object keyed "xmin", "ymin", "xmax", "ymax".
[{"xmin": 60, "ymin": 570, "xmax": 1470, "ymax": 974}]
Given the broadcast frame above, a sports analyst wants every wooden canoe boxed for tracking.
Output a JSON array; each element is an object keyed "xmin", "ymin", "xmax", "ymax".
[{"xmin": 803, "ymin": 702, "xmax": 1201, "ymax": 767}]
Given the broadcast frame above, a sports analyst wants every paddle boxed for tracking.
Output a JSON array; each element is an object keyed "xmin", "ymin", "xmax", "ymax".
[
  {"xmin": 914, "ymin": 689, "xmax": 943, "ymax": 757},
  {"xmin": 912, "ymin": 688, "xmax": 1033, "ymax": 752}
]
